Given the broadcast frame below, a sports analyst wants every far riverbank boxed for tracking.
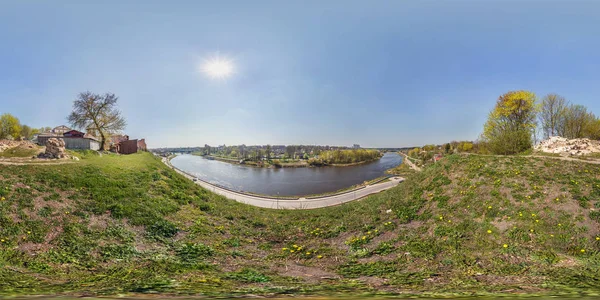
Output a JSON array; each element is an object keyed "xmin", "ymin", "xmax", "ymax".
[{"xmin": 195, "ymin": 154, "xmax": 382, "ymax": 169}]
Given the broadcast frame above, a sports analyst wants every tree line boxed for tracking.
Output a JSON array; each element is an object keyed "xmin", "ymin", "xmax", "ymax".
[
  {"xmin": 482, "ymin": 91, "xmax": 600, "ymax": 155},
  {"xmin": 0, "ymin": 113, "xmax": 52, "ymax": 141},
  {"xmin": 310, "ymin": 149, "xmax": 381, "ymax": 165}
]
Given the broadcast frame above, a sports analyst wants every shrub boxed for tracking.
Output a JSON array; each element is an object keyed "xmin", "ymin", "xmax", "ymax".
[
  {"xmin": 147, "ymin": 220, "xmax": 178, "ymax": 239},
  {"xmin": 176, "ymin": 242, "xmax": 214, "ymax": 263}
]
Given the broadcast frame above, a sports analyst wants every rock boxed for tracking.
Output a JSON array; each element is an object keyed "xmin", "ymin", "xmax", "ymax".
[
  {"xmin": 39, "ymin": 138, "xmax": 67, "ymax": 159},
  {"xmin": 535, "ymin": 136, "xmax": 600, "ymax": 156}
]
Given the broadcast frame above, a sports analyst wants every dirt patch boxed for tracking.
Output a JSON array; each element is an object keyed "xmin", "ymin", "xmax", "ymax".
[
  {"xmin": 88, "ymin": 213, "xmax": 112, "ymax": 230},
  {"xmin": 273, "ymin": 262, "xmax": 339, "ymax": 283},
  {"xmin": 491, "ymin": 219, "xmax": 513, "ymax": 232}
]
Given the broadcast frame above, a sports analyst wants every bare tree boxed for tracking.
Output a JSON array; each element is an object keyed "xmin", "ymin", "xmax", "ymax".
[
  {"xmin": 67, "ymin": 92, "xmax": 126, "ymax": 151},
  {"xmin": 539, "ymin": 94, "xmax": 568, "ymax": 138}
]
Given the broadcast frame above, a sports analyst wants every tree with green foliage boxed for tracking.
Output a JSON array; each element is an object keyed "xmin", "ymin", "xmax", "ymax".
[
  {"xmin": 20, "ymin": 124, "xmax": 34, "ymax": 140},
  {"xmin": 561, "ymin": 104, "xmax": 594, "ymax": 139},
  {"xmin": 67, "ymin": 92, "xmax": 126, "ymax": 151},
  {"xmin": 0, "ymin": 113, "xmax": 22, "ymax": 140},
  {"xmin": 483, "ymin": 90, "xmax": 538, "ymax": 155}
]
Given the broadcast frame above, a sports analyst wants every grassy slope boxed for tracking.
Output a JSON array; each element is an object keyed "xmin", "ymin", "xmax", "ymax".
[
  {"xmin": 1, "ymin": 152, "xmax": 600, "ymax": 296},
  {"xmin": 0, "ymin": 146, "xmax": 41, "ymax": 158}
]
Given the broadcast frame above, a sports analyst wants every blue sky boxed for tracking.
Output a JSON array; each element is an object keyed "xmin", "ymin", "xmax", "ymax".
[{"xmin": 1, "ymin": 1, "xmax": 599, "ymax": 148}]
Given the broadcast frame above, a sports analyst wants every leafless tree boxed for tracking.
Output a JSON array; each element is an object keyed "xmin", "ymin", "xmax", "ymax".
[
  {"xmin": 67, "ymin": 92, "xmax": 126, "ymax": 151},
  {"xmin": 539, "ymin": 94, "xmax": 568, "ymax": 138}
]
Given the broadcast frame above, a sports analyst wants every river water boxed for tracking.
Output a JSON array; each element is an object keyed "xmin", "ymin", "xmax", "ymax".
[{"xmin": 170, "ymin": 152, "xmax": 402, "ymax": 196}]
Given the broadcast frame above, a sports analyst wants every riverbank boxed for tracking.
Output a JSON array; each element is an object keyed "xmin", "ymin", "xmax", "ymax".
[{"xmin": 193, "ymin": 154, "xmax": 382, "ymax": 168}]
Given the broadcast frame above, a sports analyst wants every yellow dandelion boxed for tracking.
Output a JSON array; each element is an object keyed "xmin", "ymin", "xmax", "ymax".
[
  {"xmin": 488, "ymin": 206, "xmax": 492, "ymax": 209},
  {"xmin": 306, "ymin": 252, "xmax": 311, "ymax": 255},
  {"xmin": 581, "ymin": 249, "xmax": 586, "ymax": 253},
  {"xmin": 27, "ymin": 231, "xmax": 31, "ymax": 234},
  {"xmin": 596, "ymin": 237, "xmax": 600, "ymax": 241},
  {"xmin": 487, "ymin": 230, "xmax": 492, "ymax": 234},
  {"xmin": 290, "ymin": 250, "xmax": 295, "ymax": 253},
  {"xmin": 282, "ymin": 247, "xmax": 288, "ymax": 251},
  {"xmin": 317, "ymin": 255, "xmax": 323, "ymax": 259},
  {"xmin": 503, "ymin": 244, "xmax": 508, "ymax": 248}
]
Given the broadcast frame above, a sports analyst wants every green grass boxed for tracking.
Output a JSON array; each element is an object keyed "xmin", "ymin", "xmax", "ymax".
[{"xmin": 1, "ymin": 152, "xmax": 600, "ymax": 297}]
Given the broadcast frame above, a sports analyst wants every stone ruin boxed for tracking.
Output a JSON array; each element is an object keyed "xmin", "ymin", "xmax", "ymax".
[
  {"xmin": 39, "ymin": 138, "xmax": 67, "ymax": 159},
  {"xmin": 535, "ymin": 136, "xmax": 600, "ymax": 156}
]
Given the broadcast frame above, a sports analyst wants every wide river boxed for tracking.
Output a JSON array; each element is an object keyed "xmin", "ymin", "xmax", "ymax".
[{"xmin": 170, "ymin": 152, "xmax": 402, "ymax": 196}]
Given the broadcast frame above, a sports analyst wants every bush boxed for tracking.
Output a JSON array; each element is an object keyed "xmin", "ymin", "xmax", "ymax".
[
  {"xmin": 176, "ymin": 242, "xmax": 214, "ymax": 263},
  {"xmin": 147, "ymin": 220, "xmax": 178, "ymax": 239}
]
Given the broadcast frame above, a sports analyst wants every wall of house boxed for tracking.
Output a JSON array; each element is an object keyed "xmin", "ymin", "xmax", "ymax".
[
  {"xmin": 119, "ymin": 139, "xmax": 139, "ymax": 154},
  {"xmin": 64, "ymin": 137, "xmax": 98, "ymax": 150}
]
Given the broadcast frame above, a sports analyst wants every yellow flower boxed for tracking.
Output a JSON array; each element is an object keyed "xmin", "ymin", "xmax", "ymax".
[
  {"xmin": 596, "ymin": 237, "xmax": 600, "ymax": 241},
  {"xmin": 282, "ymin": 248, "xmax": 288, "ymax": 251},
  {"xmin": 581, "ymin": 249, "xmax": 586, "ymax": 253},
  {"xmin": 487, "ymin": 230, "xmax": 492, "ymax": 234},
  {"xmin": 290, "ymin": 250, "xmax": 295, "ymax": 253},
  {"xmin": 27, "ymin": 231, "xmax": 31, "ymax": 234},
  {"xmin": 503, "ymin": 244, "xmax": 508, "ymax": 248},
  {"xmin": 535, "ymin": 220, "xmax": 539, "ymax": 223},
  {"xmin": 306, "ymin": 252, "xmax": 311, "ymax": 255},
  {"xmin": 488, "ymin": 206, "xmax": 492, "ymax": 209},
  {"xmin": 317, "ymin": 255, "xmax": 323, "ymax": 259},
  {"xmin": 0, "ymin": 197, "xmax": 5, "ymax": 201},
  {"xmin": 550, "ymin": 234, "xmax": 554, "ymax": 237},
  {"xmin": 0, "ymin": 239, "xmax": 4, "ymax": 242}
]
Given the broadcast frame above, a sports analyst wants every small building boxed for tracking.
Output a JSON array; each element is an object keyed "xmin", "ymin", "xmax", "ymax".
[
  {"xmin": 63, "ymin": 135, "xmax": 101, "ymax": 151},
  {"xmin": 37, "ymin": 129, "xmax": 100, "ymax": 151},
  {"xmin": 109, "ymin": 134, "xmax": 147, "ymax": 154}
]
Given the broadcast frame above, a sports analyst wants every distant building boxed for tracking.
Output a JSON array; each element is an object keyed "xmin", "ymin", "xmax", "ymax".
[
  {"xmin": 51, "ymin": 125, "xmax": 71, "ymax": 135},
  {"xmin": 353, "ymin": 144, "xmax": 361, "ymax": 149}
]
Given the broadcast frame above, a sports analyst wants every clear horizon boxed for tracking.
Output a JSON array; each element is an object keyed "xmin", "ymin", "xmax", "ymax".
[{"xmin": 2, "ymin": 1, "xmax": 600, "ymax": 148}]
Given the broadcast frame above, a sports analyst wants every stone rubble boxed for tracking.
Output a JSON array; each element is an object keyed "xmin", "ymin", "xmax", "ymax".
[
  {"xmin": 535, "ymin": 136, "xmax": 600, "ymax": 156},
  {"xmin": 39, "ymin": 138, "xmax": 68, "ymax": 159}
]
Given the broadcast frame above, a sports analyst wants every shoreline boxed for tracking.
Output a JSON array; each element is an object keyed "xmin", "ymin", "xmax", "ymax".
[
  {"xmin": 162, "ymin": 155, "xmax": 404, "ymax": 208},
  {"xmin": 193, "ymin": 154, "xmax": 383, "ymax": 168}
]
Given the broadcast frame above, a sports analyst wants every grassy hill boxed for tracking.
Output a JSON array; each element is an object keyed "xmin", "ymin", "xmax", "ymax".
[{"xmin": 1, "ymin": 152, "xmax": 599, "ymax": 297}]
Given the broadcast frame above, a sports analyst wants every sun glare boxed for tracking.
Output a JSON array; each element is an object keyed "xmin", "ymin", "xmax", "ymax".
[{"xmin": 201, "ymin": 57, "xmax": 234, "ymax": 79}]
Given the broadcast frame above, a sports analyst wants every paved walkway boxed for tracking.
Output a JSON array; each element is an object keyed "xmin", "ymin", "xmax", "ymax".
[
  {"xmin": 399, "ymin": 152, "xmax": 422, "ymax": 171},
  {"xmin": 161, "ymin": 157, "xmax": 404, "ymax": 209}
]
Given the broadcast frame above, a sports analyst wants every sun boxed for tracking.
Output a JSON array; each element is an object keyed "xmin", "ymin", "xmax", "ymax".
[{"xmin": 200, "ymin": 56, "xmax": 234, "ymax": 79}]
